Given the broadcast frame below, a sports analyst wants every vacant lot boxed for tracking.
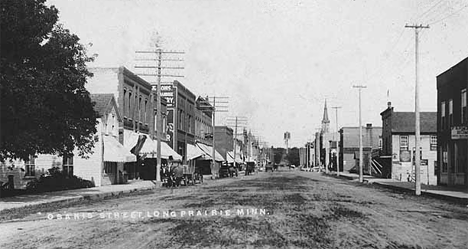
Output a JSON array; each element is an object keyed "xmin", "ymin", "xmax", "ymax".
[{"xmin": 1, "ymin": 170, "xmax": 467, "ymax": 249}]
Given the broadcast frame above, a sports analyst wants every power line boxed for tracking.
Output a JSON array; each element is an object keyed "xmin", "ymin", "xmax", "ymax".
[
  {"xmin": 134, "ymin": 48, "xmax": 185, "ymax": 181},
  {"xmin": 414, "ymin": 0, "xmax": 445, "ymax": 22},
  {"xmin": 428, "ymin": 3, "xmax": 468, "ymax": 25}
]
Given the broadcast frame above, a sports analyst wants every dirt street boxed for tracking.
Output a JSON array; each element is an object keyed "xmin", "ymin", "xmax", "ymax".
[{"xmin": 1, "ymin": 170, "xmax": 467, "ymax": 249}]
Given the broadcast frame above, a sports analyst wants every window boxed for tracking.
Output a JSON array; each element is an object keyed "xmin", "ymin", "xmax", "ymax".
[
  {"xmin": 144, "ymin": 99, "xmax": 148, "ymax": 124},
  {"xmin": 24, "ymin": 155, "xmax": 35, "ymax": 177},
  {"xmin": 441, "ymin": 145, "xmax": 448, "ymax": 173},
  {"xmin": 138, "ymin": 97, "xmax": 142, "ymax": 122},
  {"xmin": 400, "ymin": 135, "xmax": 409, "ymax": 151},
  {"xmin": 449, "ymin": 99, "xmax": 453, "ymax": 127},
  {"xmin": 123, "ymin": 89, "xmax": 127, "ymax": 117},
  {"xmin": 430, "ymin": 135, "xmax": 437, "ymax": 151},
  {"xmin": 462, "ymin": 89, "xmax": 467, "ymax": 124},
  {"xmin": 63, "ymin": 155, "xmax": 74, "ymax": 176},
  {"xmin": 441, "ymin": 101, "xmax": 446, "ymax": 129},
  {"xmin": 128, "ymin": 92, "xmax": 132, "ymax": 119},
  {"xmin": 378, "ymin": 138, "xmax": 382, "ymax": 149}
]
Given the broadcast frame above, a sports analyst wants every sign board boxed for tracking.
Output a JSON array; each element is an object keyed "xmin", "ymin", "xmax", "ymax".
[
  {"xmin": 451, "ymin": 126, "xmax": 468, "ymax": 139},
  {"xmin": 400, "ymin": 150, "xmax": 411, "ymax": 162},
  {"xmin": 160, "ymin": 84, "xmax": 175, "ymax": 108}
]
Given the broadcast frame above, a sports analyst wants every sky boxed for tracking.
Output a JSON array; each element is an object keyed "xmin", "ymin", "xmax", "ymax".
[{"xmin": 48, "ymin": 0, "xmax": 468, "ymax": 147}]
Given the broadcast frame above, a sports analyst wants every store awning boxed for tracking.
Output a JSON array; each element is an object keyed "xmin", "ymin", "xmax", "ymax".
[
  {"xmin": 187, "ymin": 143, "xmax": 205, "ymax": 161},
  {"xmin": 125, "ymin": 132, "xmax": 155, "ymax": 155},
  {"xmin": 226, "ymin": 151, "xmax": 243, "ymax": 163},
  {"xmin": 161, "ymin": 142, "xmax": 182, "ymax": 161},
  {"xmin": 103, "ymin": 135, "xmax": 137, "ymax": 162},
  {"xmin": 196, "ymin": 143, "xmax": 225, "ymax": 162}
]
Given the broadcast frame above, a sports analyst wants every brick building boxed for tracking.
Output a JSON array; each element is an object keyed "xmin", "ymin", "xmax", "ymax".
[
  {"xmin": 437, "ymin": 57, "xmax": 468, "ymax": 189},
  {"xmin": 214, "ymin": 126, "xmax": 234, "ymax": 159},
  {"xmin": 160, "ymin": 80, "xmax": 196, "ymax": 162},
  {"xmin": 87, "ymin": 67, "xmax": 177, "ymax": 180}
]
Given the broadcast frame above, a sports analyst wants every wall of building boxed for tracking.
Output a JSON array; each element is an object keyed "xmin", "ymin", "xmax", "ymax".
[
  {"xmin": 437, "ymin": 58, "xmax": 468, "ymax": 188},
  {"xmin": 390, "ymin": 134, "xmax": 437, "ymax": 185},
  {"xmin": 214, "ymin": 126, "xmax": 233, "ymax": 159}
]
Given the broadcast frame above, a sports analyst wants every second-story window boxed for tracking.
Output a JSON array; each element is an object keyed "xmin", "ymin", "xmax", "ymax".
[
  {"xmin": 449, "ymin": 99, "xmax": 453, "ymax": 127},
  {"xmin": 400, "ymin": 135, "xmax": 409, "ymax": 151},
  {"xmin": 128, "ymin": 92, "xmax": 132, "ymax": 119},
  {"xmin": 462, "ymin": 89, "xmax": 467, "ymax": 124},
  {"xmin": 441, "ymin": 101, "xmax": 446, "ymax": 129}
]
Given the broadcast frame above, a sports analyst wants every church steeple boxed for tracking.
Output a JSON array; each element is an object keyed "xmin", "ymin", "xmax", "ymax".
[{"xmin": 321, "ymin": 100, "xmax": 330, "ymax": 133}]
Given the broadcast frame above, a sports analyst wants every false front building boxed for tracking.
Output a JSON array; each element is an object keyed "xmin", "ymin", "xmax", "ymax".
[{"xmin": 380, "ymin": 102, "xmax": 437, "ymax": 185}]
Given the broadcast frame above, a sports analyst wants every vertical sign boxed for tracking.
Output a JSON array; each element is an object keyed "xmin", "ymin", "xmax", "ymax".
[{"xmin": 160, "ymin": 84, "xmax": 176, "ymax": 148}]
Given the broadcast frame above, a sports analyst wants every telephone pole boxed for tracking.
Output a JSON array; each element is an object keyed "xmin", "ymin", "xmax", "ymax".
[
  {"xmin": 225, "ymin": 116, "xmax": 248, "ymax": 167},
  {"xmin": 353, "ymin": 85, "xmax": 366, "ymax": 183},
  {"xmin": 135, "ymin": 48, "xmax": 184, "ymax": 182},
  {"xmin": 332, "ymin": 106, "xmax": 341, "ymax": 176},
  {"xmin": 198, "ymin": 96, "xmax": 229, "ymax": 179},
  {"xmin": 405, "ymin": 24, "xmax": 429, "ymax": 196}
]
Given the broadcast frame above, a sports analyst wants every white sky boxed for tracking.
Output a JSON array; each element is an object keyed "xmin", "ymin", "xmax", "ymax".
[{"xmin": 48, "ymin": 0, "xmax": 468, "ymax": 147}]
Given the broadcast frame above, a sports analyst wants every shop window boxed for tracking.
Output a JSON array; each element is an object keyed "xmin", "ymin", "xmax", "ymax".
[
  {"xmin": 456, "ymin": 141, "xmax": 466, "ymax": 173},
  {"xmin": 63, "ymin": 155, "xmax": 74, "ymax": 176},
  {"xmin": 441, "ymin": 146, "xmax": 448, "ymax": 173},
  {"xmin": 24, "ymin": 155, "xmax": 36, "ymax": 177},
  {"xmin": 400, "ymin": 135, "xmax": 409, "ymax": 151},
  {"xmin": 430, "ymin": 135, "xmax": 437, "ymax": 151}
]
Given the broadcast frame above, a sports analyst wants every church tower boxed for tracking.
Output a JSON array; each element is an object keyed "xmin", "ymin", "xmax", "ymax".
[{"xmin": 321, "ymin": 100, "xmax": 330, "ymax": 133}]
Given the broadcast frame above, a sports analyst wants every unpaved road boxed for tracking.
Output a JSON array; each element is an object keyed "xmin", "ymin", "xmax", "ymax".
[{"xmin": 1, "ymin": 170, "xmax": 467, "ymax": 249}]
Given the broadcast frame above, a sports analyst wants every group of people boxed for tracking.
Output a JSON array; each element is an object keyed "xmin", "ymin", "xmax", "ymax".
[{"xmin": 160, "ymin": 158, "xmax": 185, "ymax": 188}]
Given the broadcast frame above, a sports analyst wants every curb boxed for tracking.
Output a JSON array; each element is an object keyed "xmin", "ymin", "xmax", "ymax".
[
  {"xmin": 0, "ymin": 184, "xmax": 159, "ymax": 213},
  {"xmin": 333, "ymin": 174, "xmax": 468, "ymax": 205},
  {"xmin": 371, "ymin": 182, "xmax": 468, "ymax": 205}
]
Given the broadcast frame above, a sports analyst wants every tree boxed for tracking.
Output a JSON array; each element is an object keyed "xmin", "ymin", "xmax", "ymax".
[{"xmin": 0, "ymin": 0, "xmax": 98, "ymax": 161}]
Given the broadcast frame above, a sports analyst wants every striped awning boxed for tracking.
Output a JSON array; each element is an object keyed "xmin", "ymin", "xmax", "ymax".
[
  {"xmin": 187, "ymin": 143, "xmax": 205, "ymax": 161},
  {"xmin": 227, "ymin": 151, "xmax": 243, "ymax": 163},
  {"xmin": 196, "ymin": 143, "xmax": 225, "ymax": 162},
  {"xmin": 103, "ymin": 135, "xmax": 137, "ymax": 162}
]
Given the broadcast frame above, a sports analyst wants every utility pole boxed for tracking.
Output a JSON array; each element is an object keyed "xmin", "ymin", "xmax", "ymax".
[
  {"xmin": 226, "ymin": 116, "xmax": 247, "ymax": 167},
  {"xmin": 332, "ymin": 106, "xmax": 341, "ymax": 176},
  {"xmin": 405, "ymin": 24, "xmax": 429, "ymax": 196},
  {"xmin": 135, "ymin": 48, "xmax": 184, "ymax": 182},
  {"xmin": 198, "ymin": 96, "xmax": 229, "ymax": 179},
  {"xmin": 353, "ymin": 85, "xmax": 366, "ymax": 183}
]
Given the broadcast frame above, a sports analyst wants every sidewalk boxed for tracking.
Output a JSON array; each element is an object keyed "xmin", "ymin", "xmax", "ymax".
[
  {"xmin": 0, "ymin": 180, "xmax": 158, "ymax": 213},
  {"xmin": 334, "ymin": 172, "xmax": 468, "ymax": 204}
]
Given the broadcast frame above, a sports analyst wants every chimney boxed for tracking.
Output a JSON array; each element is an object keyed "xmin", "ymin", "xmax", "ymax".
[{"xmin": 387, "ymin": 101, "xmax": 392, "ymax": 109}]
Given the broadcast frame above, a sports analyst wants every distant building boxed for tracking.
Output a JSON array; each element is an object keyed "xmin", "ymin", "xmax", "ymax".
[
  {"xmin": 380, "ymin": 102, "xmax": 437, "ymax": 185},
  {"xmin": 339, "ymin": 124, "xmax": 382, "ymax": 173},
  {"xmin": 194, "ymin": 96, "xmax": 213, "ymax": 146},
  {"xmin": 214, "ymin": 126, "xmax": 233, "ymax": 160},
  {"xmin": 437, "ymin": 57, "xmax": 468, "ymax": 189}
]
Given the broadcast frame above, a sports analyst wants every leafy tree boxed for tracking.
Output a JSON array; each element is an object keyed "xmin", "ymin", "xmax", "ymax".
[{"xmin": 0, "ymin": 0, "xmax": 98, "ymax": 161}]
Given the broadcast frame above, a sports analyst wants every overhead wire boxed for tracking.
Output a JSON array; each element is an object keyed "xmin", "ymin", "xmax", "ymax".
[{"xmin": 427, "ymin": 2, "xmax": 468, "ymax": 25}]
